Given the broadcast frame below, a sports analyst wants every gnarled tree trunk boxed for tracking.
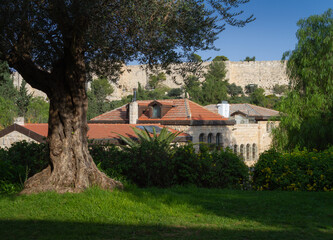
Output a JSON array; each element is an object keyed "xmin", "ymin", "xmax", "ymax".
[{"xmin": 20, "ymin": 56, "xmax": 123, "ymax": 194}]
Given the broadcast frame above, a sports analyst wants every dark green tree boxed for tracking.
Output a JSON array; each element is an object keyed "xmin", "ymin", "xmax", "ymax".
[
  {"xmin": 184, "ymin": 75, "xmax": 202, "ymax": 101},
  {"xmin": 243, "ymin": 56, "xmax": 256, "ymax": 62},
  {"xmin": 213, "ymin": 55, "xmax": 229, "ymax": 61},
  {"xmin": 227, "ymin": 83, "xmax": 243, "ymax": 97},
  {"xmin": 245, "ymin": 84, "xmax": 258, "ymax": 94},
  {"xmin": 148, "ymin": 72, "xmax": 167, "ymax": 89},
  {"xmin": 249, "ymin": 87, "xmax": 266, "ymax": 106},
  {"xmin": 0, "ymin": 0, "xmax": 254, "ymax": 194},
  {"xmin": 201, "ymin": 60, "xmax": 228, "ymax": 104},
  {"xmin": 0, "ymin": 96, "xmax": 17, "ymax": 129},
  {"xmin": 0, "ymin": 61, "xmax": 17, "ymax": 101},
  {"xmin": 26, "ymin": 97, "xmax": 50, "ymax": 123},
  {"xmin": 273, "ymin": 9, "xmax": 333, "ymax": 151},
  {"xmin": 87, "ymin": 77, "xmax": 114, "ymax": 120},
  {"xmin": 272, "ymin": 84, "xmax": 288, "ymax": 95},
  {"xmin": 167, "ymin": 88, "xmax": 182, "ymax": 98},
  {"xmin": 16, "ymin": 80, "xmax": 33, "ymax": 117}
]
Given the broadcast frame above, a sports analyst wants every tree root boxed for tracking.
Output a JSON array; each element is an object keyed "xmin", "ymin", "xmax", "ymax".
[{"xmin": 20, "ymin": 166, "xmax": 123, "ymax": 195}]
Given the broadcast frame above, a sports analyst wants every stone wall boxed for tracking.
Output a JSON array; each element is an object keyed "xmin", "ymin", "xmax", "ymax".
[
  {"xmin": 111, "ymin": 60, "xmax": 289, "ymax": 100},
  {"xmin": 0, "ymin": 131, "xmax": 37, "ymax": 149},
  {"xmin": 12, "ymin": 60, "xmax": 289, "ymax": 100},
  {"xmin": 165, "ymin": 121, "xmax": 275, "ymax": 166}
]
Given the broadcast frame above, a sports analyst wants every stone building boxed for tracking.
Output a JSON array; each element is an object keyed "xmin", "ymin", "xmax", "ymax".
[{"xmin": 90, "ymin": 98, "xmax": 280, "ymax": 166}]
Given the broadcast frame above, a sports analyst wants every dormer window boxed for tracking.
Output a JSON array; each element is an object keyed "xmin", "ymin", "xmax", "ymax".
[{"xmin": 152, "ymin": 104, "xmax": 161, "ymax": 118}]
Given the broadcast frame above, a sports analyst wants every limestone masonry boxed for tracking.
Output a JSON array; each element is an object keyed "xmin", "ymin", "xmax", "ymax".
[{"xmin": 12, "ymin": 60, "xmax": 289, "ymax": 100}]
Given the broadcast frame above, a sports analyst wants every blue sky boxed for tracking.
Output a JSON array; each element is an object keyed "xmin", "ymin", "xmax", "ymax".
[{"xmin": 196, "ymin": 0, "xmax": 332, "ymax": 61}]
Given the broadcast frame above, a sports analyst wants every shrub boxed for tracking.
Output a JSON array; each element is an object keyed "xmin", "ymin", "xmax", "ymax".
[
  {"xmin": 197, "ymin": 145, "xmax": 249, "ymax": 189},
  {"xmin": 0, "ymin": 141, "xmax": 49, "ymax": 186},
  {"xmin": 172, "ymin": 143, "xmax": 249, "ymax": 189},
  {"xmin": 124, "ymin": 140, "xmax": 174, "ymax": 187},
  {"xmin": 89, "ymin": 143, "xmax": 130, "ymax": 182},
  {"xmin": 171, "ymin": 144, "xmax": 201, "ymax": 185},
  {"xmin": 252, "ymin": 148, "xmax": 333, "ymax": 191}
]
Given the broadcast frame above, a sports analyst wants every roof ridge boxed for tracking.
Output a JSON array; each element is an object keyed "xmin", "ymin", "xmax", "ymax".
[
  {"xmin": 188, "ymin": 99, "xmax": 225, "ymax": 119},
  {"xmin": 248, "ymin": 103, "xmax": 279, "ymax": 112},
  {"xmin": 91, "ymin": 103, "xmax": 128, "ymax": 120},
  {"xmin": 184, "ymin": 98, "xmax": 191, "ymax": 119},
  {"xmin": 245, "ymin": 103, "xmax": 260, "ymax": 116}
]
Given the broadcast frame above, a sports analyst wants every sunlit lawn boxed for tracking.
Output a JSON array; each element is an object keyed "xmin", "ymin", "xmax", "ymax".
[{"xmin": 0, "ymin": 186, "xmax": 332, "ymax": 240}]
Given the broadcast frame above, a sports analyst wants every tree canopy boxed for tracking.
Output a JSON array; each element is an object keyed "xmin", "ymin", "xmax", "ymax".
[
  {"xmin": 273, "ymin": 9, "xmax": 333, "ymax": 151},
  {"xmin": 0, "ymin": 0, "xmax": 254, "ymax": 194}
]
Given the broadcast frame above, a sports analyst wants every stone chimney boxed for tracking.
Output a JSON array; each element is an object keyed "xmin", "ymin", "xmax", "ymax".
[
  {"xmin": 217, "ymin": 101, "xmax": 230, "ymax": 118},
  {"xmin": 129, "ymin": 88, "xmax": 138, "ymax": 124},
  {"xmin": 14, "ymin": 117, "xmax": 25, "ymax": 126}
]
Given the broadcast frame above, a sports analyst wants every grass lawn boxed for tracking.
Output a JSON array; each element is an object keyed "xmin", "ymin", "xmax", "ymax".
[{"xmin": 0, "ymin": 186, "xmax": 332, "ymax": 240}]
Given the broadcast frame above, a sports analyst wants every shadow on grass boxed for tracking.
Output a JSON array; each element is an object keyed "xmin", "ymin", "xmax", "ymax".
[
  {"xmin": 124, "ymin": 187, "xmax": 333, "ymax": 233},
  {"xmin": 0, "ymin": 219, "xmax": 332, "ymax": 240}
]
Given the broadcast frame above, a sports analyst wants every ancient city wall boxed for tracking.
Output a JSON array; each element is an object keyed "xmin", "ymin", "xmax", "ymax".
[
  {"xmin": 111, "ymin": 60, "xmax": 289, "ymax": 100},
  {"xmin": 12, "ymin": 60, "xmax": 289, "ymax": 100}
]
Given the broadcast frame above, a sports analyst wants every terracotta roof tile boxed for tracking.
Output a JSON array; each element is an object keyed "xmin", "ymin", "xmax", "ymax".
[
  {"xmin": 91, "ymin": 99, "xmax": 228, "ymax": 123},
  {"xmin": 22, "ymin": 123, "xmax": 188, "ymax": 139}
]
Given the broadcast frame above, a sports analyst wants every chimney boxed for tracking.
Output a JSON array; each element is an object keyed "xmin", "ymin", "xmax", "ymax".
[
  {"xmin": 14, "ymin": 117, "xmax": 25, "ymax": 126},
  {"xmin": 217, "ymin": 101, "xmax": 230, "ymax": 118},
  {"xmin": 129, "ymin": 88, "xmax": 138, "ymax": 124}
]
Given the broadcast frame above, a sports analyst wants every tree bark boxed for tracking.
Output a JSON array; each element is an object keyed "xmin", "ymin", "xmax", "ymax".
[{"xmin": 20, "ymin": 58, "xmax": 123, "ymax": 194}]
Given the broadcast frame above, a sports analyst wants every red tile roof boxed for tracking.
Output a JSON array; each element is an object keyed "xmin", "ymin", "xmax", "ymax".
[
  {"xmin": 6, "ymin": 123, "xmax": 189, "ymax": 142},
  {"xmin": 91, "ymin": 99, "xmax": 228, "ymax": 124}
]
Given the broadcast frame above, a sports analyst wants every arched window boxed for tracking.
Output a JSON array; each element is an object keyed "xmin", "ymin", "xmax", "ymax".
[
  {"xmin": 152, "ymin": 104, "xmax": 161, "ymax": 118},
  {"xmin": 246, "ymin": 144, "xmax": 251, "ymax": 161},
  {"xmin": 216, "ymin": 133, "xmax": 221, "ymax": 146},
  {"xmin": 240, "ymin": 144, "xmax": 244, "ymax": 159},
  {"xmin": 207, "ymin": 133, "xmax": 213, "ymax": 144},
  {"xmin": 252, "ymin": 144, "xmax": 257, "ymax": 160},
  {"xmin": 199, "ymin": 133, "xmax": 205, "ymax": 143},
  {"xmin": 234, "ymin": 144, "xmax": 238, "ymax": 154}
]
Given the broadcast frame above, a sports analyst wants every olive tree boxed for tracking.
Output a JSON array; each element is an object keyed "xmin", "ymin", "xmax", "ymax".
[{"xmin": 0, "ymin": 0, "xmax": 254, "ymax": 194}]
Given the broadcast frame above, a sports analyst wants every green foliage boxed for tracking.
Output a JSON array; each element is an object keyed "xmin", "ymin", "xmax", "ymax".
[
  {"xmin": 87, "ymin": 77, "xmax": 114, "ymax": 120},
  {"xmin": 0, "ymin": 60, "xmax": 16, "ymax": 101},
  {"xmin": 0, "ymin": 96, "xmax": 17, "ymax": 129},
  {"xmin": 148, "ymin": 72, "xmax": 166, "ymax": 89},
  {"xmin": 274, "ymin": 9, "xmax": 333, "ymax": 151},
  {"xmin": 167, "ymin": 88, "xmax": 182, "ymax": 98},
  {"xmin": 26, "ymin": 97, "xmax": 49, "ymax": 123},
  {"xmin": 227, "ymin": 83, "xmax": 243, "ymax": 97},
  {"xmin": 252, "ymin": 148, "xmax": 333, "ymax": 191},
  {"xmin": 213, "ymin": 55, "xmax": 229, "ymax": 61},
  {"xmin": 118, "ymin": 127, "xmax": 180, "ymax": 150},
  {"xmin": 272, "ymin": 84, "xmax": 288, "ymax": 95},
  {"xmin": 90, "ymin": 137, "xmax": 247, "ymax": 189},
  {"xmin": 15, "ymin": 80, "xmax": 33, "ymax": 117},
  {"xmin": 245, "ymin": 84, "xmax": 258, "ymax": 94},
  {"xmin": 184, "ymin": 75, "xmax": 202, "ymax": 101},
  {"xmin": 172, "ymin": 144, "xmax": 249, "ymax": 189},
  {"xmin": 249, "ymin": 87, "xmax": 266, "ymax": 105},
  {"xmin": 243, "ymin": 56, "xmax": 256, "ymax": 62},
  {"xmin": 200, "ymin": 61, "xmax": 228, "ymax": 104},
  {"xmin": 189, "ymin": 53, "xmax": 203, "ymax": 62},
  {"xmin": 0, "ymin": 141, "xmax": 49, "ymax": 187}
]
